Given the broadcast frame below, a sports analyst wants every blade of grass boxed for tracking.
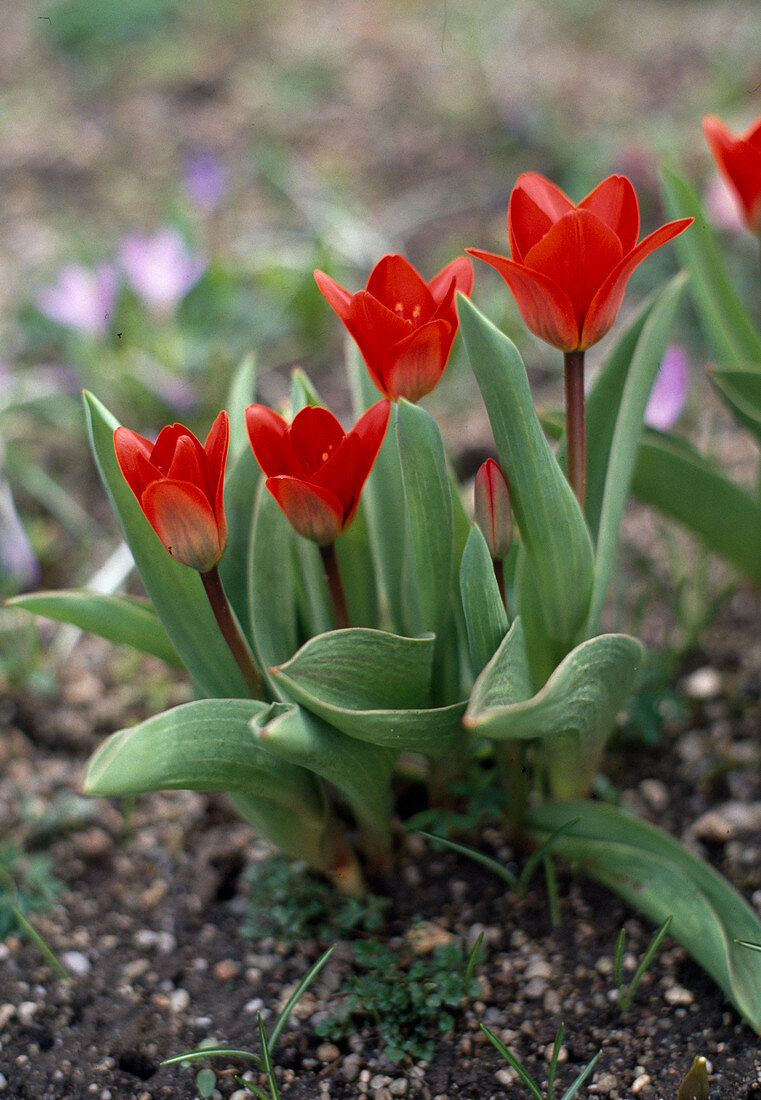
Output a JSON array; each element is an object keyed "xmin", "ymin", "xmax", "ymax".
[
  {"xmin": 415, "ymin": 830, "xmax": 518, "ymax": 888},
  {"xmin": 560, "ymin": 1049, "xmax": 602, "ymax": 1100},
  {"xmin": 518, "ymin": 818, "xmax": 581, "ymax": 896},
  {"xmin": 546, "ymin": 1022, "xmax": 565, "ymax": 1100},
  {"xmin": 161, "ymin": 1048, "xmax": 263, "ymax": 1069},
  {"xmin": 269, "ymin": 945, "xmax": 335, "ymax": 1051},
  {"xmin": 258, "ymin": 1013, "xmax": 279, "ymax": 1100},
  {"xmin": 614, "ymin": 927, "xmax": 626, "ymax": 994},
  {"xmin": 543, "ymin": 855, "xmax": 561, "ymax": 928},
  {"xmin": 465, "ymin": 930, "xmax": 484, "ymax": 986},
  {"xmin": 619, "ymin": 915, "xmax": 672, "ymax": 1012},
  {"xmin": 480, "ymin": 1025, "xmax": 544, "ymax": 1100},
  {"xmin": 12, "ymin": 907, "xmax": 68, "ymax": 979}
]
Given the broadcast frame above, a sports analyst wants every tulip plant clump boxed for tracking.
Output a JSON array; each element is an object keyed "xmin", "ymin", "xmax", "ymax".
[{"xmin": 15, "ymin": 154, "xmax": 761, "ymax": 1031}]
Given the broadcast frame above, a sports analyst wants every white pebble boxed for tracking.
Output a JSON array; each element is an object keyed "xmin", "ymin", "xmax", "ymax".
[
  {"xmin": 664, "ymin": 985, "xmax": 694, "ymax": 1006},
  {"xmin": 682, "ymin": 666, "xmax": 722, "ymax": 700},
  {"xmin": 62, "ymin": 951, "xmax": 91, "ymax": 976},
  {"xmin": 169, "ymin": 988, "xmax": 190, "ymax": 1012}
]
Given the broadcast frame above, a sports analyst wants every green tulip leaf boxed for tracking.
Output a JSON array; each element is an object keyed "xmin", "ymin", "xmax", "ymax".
[
  {"xmin": 662, "ymin": 168, "xmax": 761, "ymax": 365},
  {"xmin": 708, "ymin": 363, "xmax": 761, "ymax": 446},
  {"xmin": 335, "ymin": 501, "xmax": 380, "ymax": 629},
  {"xmin": 460, "ymin": 524, "xmax": 509, "ymax": 676},
  {"xmin": 252, "ymin": 702, "xmax": 394, "ymax": 852},
  {"xmin": 271, "ymin": 628, "xmax": 466, "ymax": 753},
  {"xmin": 84, "ymin": 698, "xmax": 321, "ymax": 810},
  {"xmin": 226, "ymin": 352, "xmax": 257, "ymax": 463},
  {"xmin": 526, "ymin": 800, "xmax": 761, "ymax": 1033},
  {"xmin": 8, "ymin": 590, "xmax": 182, "ymax": 667},
  {"xmin": 396, "ymin": 398, "xmax": 454, "ymax": 637},
  {"xmin": 458, "ymin": 296, "xmax": 594, "ymax": 654},
  {"xmin": 219, "ymin": 443, "xmax": 260, "ymax": 643},
  {"xmin": 83, "ymin": 392, "xmax": 249, "ymax": 698},
  {"xmin": 633, "ymin": 430, "xmax": 761, "ymax": 587},
  {"xmin": 466, "ymin": 619, "xmax": 642, "ymax": 746},
  {"xmin": 585, "ymin": 272, "xmax": 688, "ymax": 635},
  {"xmin": 348, "ymin": 344, "xmax": 406, "ymax": 631},
  {"xmin": 248, "ymin": 482, "xmax": 299, "ymax": 693}
]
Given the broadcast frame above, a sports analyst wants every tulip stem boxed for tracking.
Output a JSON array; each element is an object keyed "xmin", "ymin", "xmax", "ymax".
[
  {"xmin": 493, "ymin": 556, "xmax": 506, "ymax": 609},
  {"xmin": 200, "ymin": 566, "xmax": 264, "ymax": 699},
  {"xmin": 320, "ymin": 543, "xmax": 350, "ymax": 629},
  {"xmin": 564, "ymin": 350, "xmax": 586, "ymax": 510}
]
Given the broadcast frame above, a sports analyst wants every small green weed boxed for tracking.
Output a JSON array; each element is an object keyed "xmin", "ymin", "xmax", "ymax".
[
  {"xmin": 0, "ymin": 842, "xmax": 61, "ymax": 939},
  {"xmin": 615, "ymin": 915, "xmax": 672, "ymax": 1013},
  {"xmin": 317, "ymin": 939, "xmax": 482, "ymax": 1063},
  {"xmin": 243, "ymin": 856, "xmax": 388, "ymax": 944},
  {"xmin": 482, "ymin": 1021, "xmax": 601, "ymax": 1100}
]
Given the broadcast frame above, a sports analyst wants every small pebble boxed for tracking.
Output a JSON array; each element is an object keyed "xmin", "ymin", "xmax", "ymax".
[
  {"xmin": 389, "ymin": 1079, "xmax": 407, "ymax": 1095},
  {"xmin": 342, "ymin": 1054, "xmax": 362, "ymax": 1082},
  {"xmin": 632, "ymin": 1074, "xmax": 651, "ymax": 1094},
  {"xmin": 17, "ymin": 1003, "xmax": 37, "ymax": 1023},
  {"xmin": 639, "ymin": 778, "xmax": 669, "ymax": 811},
  {"xmin": 595, "ymin": 1072, "xmax": 618, "ymax": 1093},
  {"xmin": 169, "ymin": 988, "xmax": 190, "ymax": 1012},
  {"xmin": 213, "ymin": 959, "xmax": 241, "ymax": 981},
  {"xmin": 664, "ymin": 985, "xmax": 694, "ymax": 1006},
  {"xmin": 0, "ymin": 1072, "xmax": 7, "ymax": 1091},
  {"xmin": 0, "ymin": 1005, "xmax": 16, "ymax": 1028},
  {"xmin": 524, "ymin": 976, "xmax": 548, "ymax": 999},
  {"xmin": 682, "ymin": 666, "xmax": 722, "ymax": 700},
  {"xmin": 62, "ymin": 951, "xmax": 91, "ymax": 976},
  {"xmin": 317, "ymin": 1043, "xmax": 340, "ymax": 1063}
]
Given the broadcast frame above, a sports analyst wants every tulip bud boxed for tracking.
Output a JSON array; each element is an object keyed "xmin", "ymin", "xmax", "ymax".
[{"xmin": 475, "ymin": 458, "xmax": 512, "ymax": 560}]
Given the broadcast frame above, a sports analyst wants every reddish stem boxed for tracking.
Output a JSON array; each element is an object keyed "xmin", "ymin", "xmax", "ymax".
[
  {"xmin": 564, "ymin": 350, "xmax": 586, "ymax": 510},
  {"xmin": 200, "ymin": 566, "xmax": 263, "ymax": 698},
  {"xmin": 320, "ymin": 543, "xmax": 350, "ymax": 629}
]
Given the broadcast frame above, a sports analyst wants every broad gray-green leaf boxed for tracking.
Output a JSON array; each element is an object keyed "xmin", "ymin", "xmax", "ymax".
[
  {"xmin": 460, "ymin": 525, "xmax": 509, "ymax": 675},
  {"xmin": 8, "ymin": 590, "xmax": 182, "ymax": 667},
  {"xmin": 84, "ymin": 698, "xmax": 322, "ymax": 814},
  {"xmin": 633, "ymin": 431, "xmax": 761, "ymax": 587},
  {"xmin": 466, "ymin": 623, "xmax": 642, "ymax": 745},
  {"xmin": 662, "ymin": 168, "xmax": 761, "ymax": 365},
  {"xmin": 271, "ymin": 628, "xmax": 466, "ymax": 753},
  {"xmin": 226, "ymin": 352, "xmax": 257, "ymax": 462},
  {"xmin": 249, "ymin": 482, "xmax": 299, "ymax": 692},
  {"xmin": 526, "ymin": 800, "xmax": 761, "ymax": 1033},
  {"xmin": 252, "ymin": 702, "xmax": 394, "ymax": 854},
  {"xmin": 84, "ymin": 392, "xmax": 248, "ymax": 698},
  {"xmin": 347, "ymin": 344, "xmax": 406, "ymax": 631},
  {"xmin": 335, "ymin": 501, "xmax": 380, "ymax": 628},
  {"xmin": 396, "ymin": 398, "xmax": 454, "ymax": 637},
  {"xmin": 708, "ymin": 363, "xmax": 761, "ymax": 446},
  {"xmin": 585, "ymin": 272, "xmax": 688, "ymax": 636},
  {"xmin": 219, "ymin": 444, "xmax": 260, "ymax": 642},
  {"xmin": 458, "ymin": 296, "xmax": 594, "ymax": 653}
]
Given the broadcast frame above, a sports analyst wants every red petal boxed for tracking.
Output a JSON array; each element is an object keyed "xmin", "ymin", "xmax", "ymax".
[
  {"xmin": 149, "ymin": 423, "xmax": 191, "ymax": 474},
  {"xmin": 428, "ymin": 256, "xmax": 474, "ymax": 303},
  {"xmin": 141, "ymin": 479, "xmax": 224, "ymax": 571},
  {"xmin": 245, "ymin": 405, "xmax": 291, "ymax": 477},
  {"xmin": 347, "ymin": 399, "xmax": 391, "ymax": 516},
  {"xmin": 288, "ymin": 405, "xmax": 346, "ymax": 476},
  {"xmin": 204, "ymin": 411, "xmax": 229, "ymax": 493},
  {"xmin": 580, "ymin": 217, "xmax": 693, "ymax": 349},
  {"xmin": 523, "ymin": 209, "xmax": 623, "ymax": 330},
  {"xmin": 314, "ymin": 269, "xmax": 354, "ymax": 323},
  {"xmin": 743, "ymin": 114, "xmax": 761, "ymax": 149},
  {"xmin": 365, "ymin": 254, "xmax": 434, "ymax": 320},
  {"xmin": 349, "ymin": 292, "xmax": 413, "ymax": 395},
  {"xmin": 704, "ymin": 115, "xmax": 761, "ymax": 230},
  {"xmin": 381, "ymin": 319, "xmax": 452, "ymax": 402},
  {"xmin": 508, "ymin": 173, "xmax": 574, "ymax": 260},
  {"xmin": 266, "ymin": 475, "xmax": 344, "ymax": 545},
  {"xmin": 114, "ymin": 427, "xmax": 155, "ymax": 498},
  {"xmin": 579, "ymin": 175, "xmax": 639, "ymax": 253},
  {"xmin": 467, "ymin": 248, "xmax": 579, "ymax": 351},
  {"xmin": 167, "ymin": 435, "xmax": 210, "ymax": 502}
]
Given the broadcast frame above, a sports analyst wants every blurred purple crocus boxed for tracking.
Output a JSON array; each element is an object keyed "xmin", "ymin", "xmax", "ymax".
[
  {"xmin": 36, "ymin": 263, "xmax": 118, "ymax": 339},
  {"xmin": 645, "ymin": 345, "xmax": 690, "ymax": 431},
  {"xmin": 704, "ymin": 172, "xmax": 745, "ymax": 234},
  {"xmin": 0, "ymin": 478, "xmax": 40, "ymax": 591},
  {"xmin": 183, "ymin": 150, "xmax": 229, "ymax": 214},
  {"xmin": 120, "ymin": 228, "xmax": 206, "ymax": 317}
]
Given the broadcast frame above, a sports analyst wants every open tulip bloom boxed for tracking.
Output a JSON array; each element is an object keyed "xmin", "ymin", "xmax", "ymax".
[
  {"xmin": 703, "ymin": 113, "xmax": 761, "ymax": 235},
  {"xmin": 17, "ymin": 156, "xmax": 761, "ymax": 1034},
  {"xmin": 315, "ymin": 252, "xmax": 473, "ymax": 402}
]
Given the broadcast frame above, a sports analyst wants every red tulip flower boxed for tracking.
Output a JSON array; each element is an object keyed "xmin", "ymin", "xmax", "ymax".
[
  {"xmin": 314, "ymin": 253, "xmax": 473, "ymax": 402},
  {"xmin": 114, "ymin": 412, "xmax": 228, "ymax": 573},
  {"xmin": 703, "ymin": 113, "xmax": 761, "ymax": 234},
  {"xmin": 474, "ymin": 458, "xmax": 512, "ymax": 561},
  {"xmin": 467, "ymin": 172, "xmax": 692, "ymax": 352},
  {"xmin": 246, "ymin": 400, "xmax": 390, "ymax": 545}
]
